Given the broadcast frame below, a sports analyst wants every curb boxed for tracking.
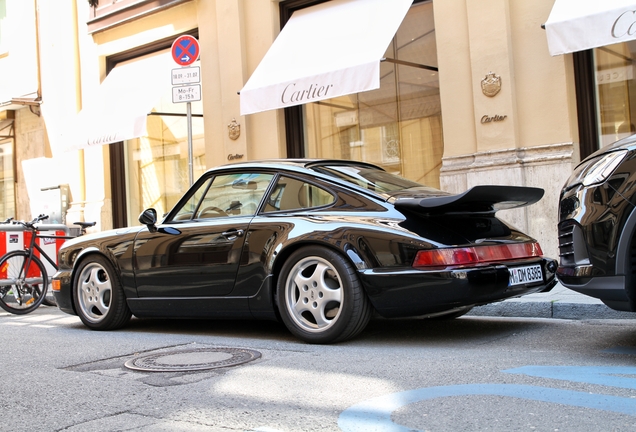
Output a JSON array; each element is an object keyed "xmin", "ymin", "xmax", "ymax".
[{"xmin": 467, "ymin": 301, "xmax": 636, "ymax": 320}]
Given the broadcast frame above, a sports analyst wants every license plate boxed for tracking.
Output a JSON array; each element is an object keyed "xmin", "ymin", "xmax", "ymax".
[{"xmin": 509, "ymin": 264, "xmax": 543, "ymax": 286}]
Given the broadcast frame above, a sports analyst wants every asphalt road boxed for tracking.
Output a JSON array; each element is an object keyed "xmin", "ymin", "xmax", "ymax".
[{"xmin": 2, "ymin": 306, "xmax": 635, "ymax": 431}]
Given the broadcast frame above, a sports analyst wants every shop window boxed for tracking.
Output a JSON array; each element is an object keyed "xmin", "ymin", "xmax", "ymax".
[
  {"xmin": 593, "ymin": 42, "xmax": 636, "ymax": 148},
  {"xmin": 124, "ymin": 84, "xmax": 205, "ymax": 226},
  {"xmin": 294, "ymin": 1, "xmax": 443, "ymax": 188},
  {"xmin": 104, "ymin": 33, "xmax": 203, "ymax": 228}
]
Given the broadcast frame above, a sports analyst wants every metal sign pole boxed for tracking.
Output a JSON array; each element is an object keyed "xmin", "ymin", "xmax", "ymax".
[{"xmin": 187, "ymin": 101, "xmax": 193, "ymax": 185}]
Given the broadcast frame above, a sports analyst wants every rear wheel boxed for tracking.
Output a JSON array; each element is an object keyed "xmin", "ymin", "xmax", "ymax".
[
  {"xmin": 0, "ymin": 250, "xmax": 48, "ymax": 315},
  {"xmin": 277, "ymin": 246, "xmax": 372, "ymax": 344},
  {"xmin": 73, "ymin": 255, "xmax": 131, "ymax": 330}
]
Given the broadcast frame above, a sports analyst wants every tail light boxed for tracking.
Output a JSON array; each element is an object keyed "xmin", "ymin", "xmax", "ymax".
[{"xmin": 413, "ymin": 242, "xmax": 543, "ymax": 269}]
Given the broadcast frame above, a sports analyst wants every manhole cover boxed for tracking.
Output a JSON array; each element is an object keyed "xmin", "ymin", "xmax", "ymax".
[{"xmin": 124, "ymin": 347, "xmax": 261, "ymax": 372}]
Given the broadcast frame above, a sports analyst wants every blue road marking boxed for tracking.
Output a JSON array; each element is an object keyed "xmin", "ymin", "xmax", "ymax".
[
  {"xmin": 504, "ymin": 366, "xmax": 636, "ymax": 390},
  {"xmin": 338, "ymin": 382, "xmax": 636, "ymax": 432}
]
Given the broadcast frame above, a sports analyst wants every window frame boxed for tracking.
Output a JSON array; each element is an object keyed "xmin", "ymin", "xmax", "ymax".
[{"xmin": 573, "ymin": 50, "xmax": 599, "ymax": 160}]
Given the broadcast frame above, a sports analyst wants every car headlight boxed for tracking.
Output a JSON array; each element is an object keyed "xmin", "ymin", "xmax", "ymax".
[{"xmin": 564, "ymin": 150, "xmax": 628, "ymax": 190}]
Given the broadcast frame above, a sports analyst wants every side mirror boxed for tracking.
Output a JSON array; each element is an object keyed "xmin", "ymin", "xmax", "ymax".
[{"xmin": 139, "ymin": 208, "xmax": 158, "ymax": 233}]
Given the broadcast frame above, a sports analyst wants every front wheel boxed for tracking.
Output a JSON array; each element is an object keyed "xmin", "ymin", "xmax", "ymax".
[
  {"xmin": 73, "ymin": 255, "xmax": 131, "ymax": 330},
  {"xmin": 277, "ymin": 246, "xmax": 372, "ymax": 344},
  {"xmin": 0, "ymin": 250, "xmax": 48, "ymax": 315}
]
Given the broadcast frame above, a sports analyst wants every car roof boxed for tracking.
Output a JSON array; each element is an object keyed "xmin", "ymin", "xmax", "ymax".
[
  {"xmin": 213, "ymin": 158, "xmax": 386, "ymax": 172},
  {"xmin": 203, "ymin": 159, "xmax": 391, "ymax": 200}
]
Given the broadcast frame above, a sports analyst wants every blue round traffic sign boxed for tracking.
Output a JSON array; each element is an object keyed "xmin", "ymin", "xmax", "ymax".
[{"xmin": 171, "ymin": 35, "xmax": 200, "ymax": 66}]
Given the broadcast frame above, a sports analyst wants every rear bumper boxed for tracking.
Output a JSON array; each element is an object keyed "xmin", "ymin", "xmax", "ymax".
[{"xmin": 360, "ymin": 257, "xmax": 558, "ymax": 318}]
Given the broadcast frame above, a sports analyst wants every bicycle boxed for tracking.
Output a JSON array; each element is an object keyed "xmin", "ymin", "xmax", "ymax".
[{"xmin": 0, "ymin": 214, "xmax": 95, "ymax": 314}]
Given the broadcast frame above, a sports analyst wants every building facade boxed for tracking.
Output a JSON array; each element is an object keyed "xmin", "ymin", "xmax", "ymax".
[{"xmin": 3, "ymin": 0, "xmax": 632, "ymax": 260}]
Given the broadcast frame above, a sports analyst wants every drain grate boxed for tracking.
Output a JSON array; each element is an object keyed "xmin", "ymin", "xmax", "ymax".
[{"xmin": 124, "ymin": 347, "xmax": 261, "ymax": 372}]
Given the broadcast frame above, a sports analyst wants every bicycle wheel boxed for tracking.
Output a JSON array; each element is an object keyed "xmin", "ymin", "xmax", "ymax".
[{"xmin": 0, "ymin": 250, "xmax": 48, "ymax": 314}]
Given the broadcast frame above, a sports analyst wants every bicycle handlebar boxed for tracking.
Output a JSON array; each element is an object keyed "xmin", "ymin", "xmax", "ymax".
[{"xmin": 15, "ymin": 214, "xmax": 49, "ymax": 230}]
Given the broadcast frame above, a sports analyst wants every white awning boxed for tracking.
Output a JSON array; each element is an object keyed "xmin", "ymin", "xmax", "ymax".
[
  {"xmin": 67, "ymin": 51, "xmax": 174, "ymax": 151},
  {"xmin": 545, "ymin": 0, "xmax": 636, "ymax": 56},
  {"xmin": 239, "ymin": 0, "xmax": 414, "ymax": 116}
]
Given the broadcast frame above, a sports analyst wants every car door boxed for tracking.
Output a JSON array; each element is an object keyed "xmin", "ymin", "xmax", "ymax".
[{"xmin": 133, "ymin": 171, "xmax": 274, "ymax": 298}]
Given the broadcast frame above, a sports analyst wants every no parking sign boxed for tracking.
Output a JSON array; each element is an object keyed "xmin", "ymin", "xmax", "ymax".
[{"xmin": 171, "ymin": 35, "xmax": 200, "ymax": 66}]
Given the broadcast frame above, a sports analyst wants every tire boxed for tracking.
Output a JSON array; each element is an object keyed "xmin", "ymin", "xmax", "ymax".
[
  {"xmin": 72, "ymin": 255, "xmax": 131, "ymax": 330},
  {"xmin": 0, "ymin": 250, "xmax": 48, "ymax": 315},
  {"xmin": 277, "ymin": 246, "xmax": 372, "ymax": 344}
]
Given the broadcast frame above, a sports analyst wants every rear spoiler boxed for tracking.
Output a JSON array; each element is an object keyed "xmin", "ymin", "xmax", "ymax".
[{"xmin": 393, "ymin": 185, "xmax": 544, "ymax": 214}]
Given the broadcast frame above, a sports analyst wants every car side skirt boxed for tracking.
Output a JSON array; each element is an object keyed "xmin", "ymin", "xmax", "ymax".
[{"xmin": 127, "ymin": 297, "xmax": 253, "ymax": 319}]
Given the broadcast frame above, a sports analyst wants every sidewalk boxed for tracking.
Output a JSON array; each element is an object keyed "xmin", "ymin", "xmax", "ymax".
[{"xmin": 468, "ymin": 282, "xmax": 636, "ymax": 320}]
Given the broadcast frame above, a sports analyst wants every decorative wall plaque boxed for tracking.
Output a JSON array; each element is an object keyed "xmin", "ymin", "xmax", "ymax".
[
  {"xmin": 481, "ymin": 72, "xmax": 501, "ymax": 97},
  {"xmin": 228, "ymin": 118, "xmax": 240, "ymax": 140}
]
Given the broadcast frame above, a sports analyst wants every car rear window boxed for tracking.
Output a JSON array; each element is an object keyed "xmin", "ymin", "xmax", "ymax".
[{"xmin": 311, "ymin": 165, "xmax": 431, "ymax": 194}]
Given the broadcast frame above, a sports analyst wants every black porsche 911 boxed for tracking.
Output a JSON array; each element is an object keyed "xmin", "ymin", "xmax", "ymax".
[
  {"xmin": 52, "ymin": 159, "xmax": 557, "ymax": 343},
  {"xmin": 558, "ymin": 134, "xmax": 636, "ymax": 313}
]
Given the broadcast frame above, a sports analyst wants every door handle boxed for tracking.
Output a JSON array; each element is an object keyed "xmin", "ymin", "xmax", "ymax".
[{"xmin": 221, "ymin": 229, "xmax": 244, "ymax": 240}]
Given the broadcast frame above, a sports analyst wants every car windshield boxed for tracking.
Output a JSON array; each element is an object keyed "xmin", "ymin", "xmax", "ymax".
[{"xmin": 311, "ymin": 164, "xmax": 437, "ymax": 194}]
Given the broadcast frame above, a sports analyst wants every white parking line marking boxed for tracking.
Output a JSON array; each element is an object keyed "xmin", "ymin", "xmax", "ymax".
[{"xmin": 20, "ymin": 314, "xmax": 60, "ymax": 322}]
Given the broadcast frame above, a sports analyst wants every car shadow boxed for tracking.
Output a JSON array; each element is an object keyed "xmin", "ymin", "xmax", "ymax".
[{"xmin": 116, "ymin": 315, "xmax": 554, "ymax": 347}]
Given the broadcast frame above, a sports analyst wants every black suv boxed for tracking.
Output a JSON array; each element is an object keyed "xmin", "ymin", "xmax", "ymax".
[{"xmin": 558, "ymin": 134, "xmax": 636, "ymax": 312}]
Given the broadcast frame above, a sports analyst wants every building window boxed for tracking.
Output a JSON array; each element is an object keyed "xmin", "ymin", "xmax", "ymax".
[
  {"xmin": 122, "ymin": 53, "xmax": 205, "ymax": 226},
  {"xmin": 283, "ymin": 0, "xmax": 443, "ymax": 187},
  {"xmin": 594, "ymin": 42, "xmax": 636, "ymax": 148}
]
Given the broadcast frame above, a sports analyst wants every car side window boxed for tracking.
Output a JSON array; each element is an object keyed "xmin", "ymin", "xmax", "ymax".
[
  {"xmin": 263, "ymin": 176, "xmax": 335, "ymax": 212},
  {"xmin": 173, "ymin": 178, "xmax": 212, "ymax": 221},
  {"xmin": 172, "ymin": 172, "xmax": 274, "ymax": 221}
]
